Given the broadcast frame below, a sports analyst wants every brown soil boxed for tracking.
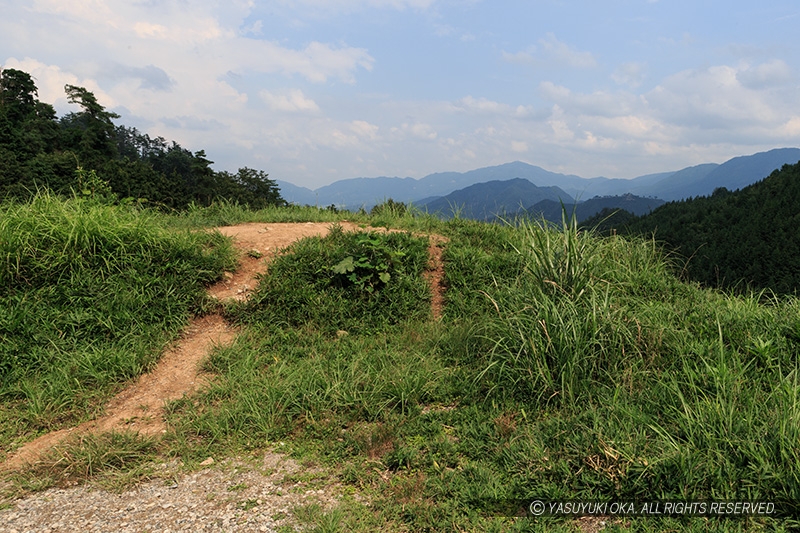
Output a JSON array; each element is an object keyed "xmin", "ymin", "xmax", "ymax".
[
  {"xmin": 423, "ymin": 234, "xmax": 448, "ymax": 321},
  {"xmin": 1, "ymin": 222, "xmax": 446, "ymax": 473}
]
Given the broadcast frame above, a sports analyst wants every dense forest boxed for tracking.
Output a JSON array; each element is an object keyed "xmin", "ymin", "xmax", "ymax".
[
  {"xmin": 0, "ymin": 68, "xmax": 284, "ymax": 208},
  {"xmin": 620, "ymin": 161, "xmax": 800, "ymax": 295}
]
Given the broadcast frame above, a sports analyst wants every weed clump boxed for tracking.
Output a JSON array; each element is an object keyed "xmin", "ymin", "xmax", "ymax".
[{"xmin": 232, "ymin": 225, "xmax": 430, "ymax": 334}]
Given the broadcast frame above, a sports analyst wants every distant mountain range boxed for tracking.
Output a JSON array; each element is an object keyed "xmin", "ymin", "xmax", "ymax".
[
  {"xmin": 416, "ymin": 179, "xmax": 665, "ymax": 222},
  {"xmin": 276, "ymin": 147, "xmax": 800, "ymax": 214},
  {"xmin": 420, "ymin": 178, "xmax": 570, "ymax": 220}
]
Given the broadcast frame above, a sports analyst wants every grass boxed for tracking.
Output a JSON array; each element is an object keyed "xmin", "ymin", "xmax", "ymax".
[
  {"xmin": 2, "ymin": 197, "xmax": 799, "ymax": 531},
  {"xmin": 5, "ymin": 432, "xmax": 161, "ymax": 496},
  {"xmin": 171, "ymin": 199, "xmax": 367, "ymax": 228},
  {"xmin": 0, "ymin": 193, "xmax": 236, "ymax": 452},
  {"xmin": 227, "ymin": 224, "xmax": 432, "ymax": 334}
]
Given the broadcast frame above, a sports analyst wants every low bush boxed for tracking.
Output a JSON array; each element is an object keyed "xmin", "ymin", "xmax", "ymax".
[{"xmin": 231, "ymin": 224, "xmax": 431, "ymax": 334}]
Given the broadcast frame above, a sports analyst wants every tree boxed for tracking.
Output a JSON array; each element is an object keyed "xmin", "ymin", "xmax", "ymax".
[
  {"xmin": 0, "ymin": 69, "xmax": 285, "ymax": 209},
  {"xmin": 0, "ymin": 68, "xmax": 38, "ymax": 124},
  {"xmin": 226, "ymin": 167, "xmax": 285, "ymax": 208},
  {"xmin": 60, "ymin": 84, "xmax": 120, "ymax": 166},
  {"xmin": 0, "ymin": 69, "xmax": 65, "ymax": 195}
]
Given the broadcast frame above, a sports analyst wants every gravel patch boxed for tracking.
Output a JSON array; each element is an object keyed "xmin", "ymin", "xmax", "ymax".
[{"xmin": 0, "ymin": 451, "xmax": 344, "ymax": 533}]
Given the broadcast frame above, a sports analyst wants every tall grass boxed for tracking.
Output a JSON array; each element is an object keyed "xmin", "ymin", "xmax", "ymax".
[
  {"xmin": 443, "ymin": 213, "xmax": 800, "ymax": 519},
  {"xmin": 470, "ymin": 215, "xmax": 675, "ymax": 404},
  {"xmin": 0, "ymin": 193, "xmax": 236, "ymax": 440}
]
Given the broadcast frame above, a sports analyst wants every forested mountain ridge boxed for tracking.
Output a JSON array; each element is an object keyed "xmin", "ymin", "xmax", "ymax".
[
  {"xmin": 528, "ymin": 193, "xmax": 665, "ymax": 223},
  {"xmin": 421, "ymin": 178, "xmax": 572, "ymax": 219},
  {"xmin": 622, "ymin": 161, "xmax": 800, "ymax": 294},
  {"xmin": 0, "ymin": 68, "xmax": 283, "ymax": 208}
]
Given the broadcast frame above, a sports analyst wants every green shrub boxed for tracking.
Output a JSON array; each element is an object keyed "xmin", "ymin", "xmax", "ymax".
[{"xmin": 232, "ymin": 225, "xmax": 430, "ymax": 334}]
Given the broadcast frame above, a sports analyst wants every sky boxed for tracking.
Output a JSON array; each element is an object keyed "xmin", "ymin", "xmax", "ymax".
[{"xmin": 2, "ymin": 0, "xmax": 799, "ymax": 189}]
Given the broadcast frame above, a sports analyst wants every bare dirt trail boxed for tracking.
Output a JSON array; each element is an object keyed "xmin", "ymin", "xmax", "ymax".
[{"xmin": 1, "ymin": 221, "xmax": 445, "ymax": 473}]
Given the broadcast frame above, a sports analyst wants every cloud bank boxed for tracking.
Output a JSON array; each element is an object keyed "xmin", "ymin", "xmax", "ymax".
[{"xmin": 2, "ymin": 0, "xmax": 799, "ymax": 187}]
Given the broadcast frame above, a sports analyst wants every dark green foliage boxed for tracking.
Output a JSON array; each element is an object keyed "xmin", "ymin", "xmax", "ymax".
[
  {"xmin": 581, "ymin": 207, "xmax": 637, "ymax": 234},
  {"xmin": 370, "ymin": 198, "xmax": 407, "ymax": 217},
  {"xmin": 213, "ymin": 167, "xmax": 284, "ymax": 209},
  {"xmin": 622, "ymin": 161, "xmax": 800, "ymax": 294},
  {"xmin": 232, "ymin": 225, "xmax": 430, "ymax": 334},
  {"xmin": 60, "ymin": 84, "xmax": 121, "ymax": 167},
  {"xmin": 0, "ymin": 68, "xmax": 284, "ymax": 209}
]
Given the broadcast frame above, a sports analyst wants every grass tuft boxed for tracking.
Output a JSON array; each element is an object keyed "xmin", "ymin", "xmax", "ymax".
[{"xmin": 228, "ymin": 224, "xmax": 431, "ymax": 334}]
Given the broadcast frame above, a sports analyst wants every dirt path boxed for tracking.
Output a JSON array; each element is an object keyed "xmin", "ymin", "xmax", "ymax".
[
  {"xmin": 0, "ymin": 223, "xmax": 609, "ymax": 533},
  {"xmin": 1, "ymin": 222, "xmax": 445, "ymax": 473}
]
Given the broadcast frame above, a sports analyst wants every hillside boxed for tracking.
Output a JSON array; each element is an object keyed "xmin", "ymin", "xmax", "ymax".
[
  {"xmin": 421, "ymin": 177, "xmax": 572, "ymax": 219},
  {"xmin": 634, "ymin": 148, "xmax": 800, "ymax": 201},
  {"xmin": 2, "ymin": 197, "xmax": 800, "ymax": 531},
  {"xmin": 623, "ymin": 161, "xmax": 800, "ymax": 294},
  {"xmin": 526, "ymin": 193, "xmax": 665, "ymax": 223},
  {"xmin": 629, "ymin": 163, "xmax": 719, "ymax": 201}
]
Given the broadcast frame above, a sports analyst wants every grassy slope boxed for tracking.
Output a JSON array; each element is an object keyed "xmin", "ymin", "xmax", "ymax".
[
  {"xmin": 0, "ymin": 194, "xmax": 236, "ymax": 454},
  {"xmin": 2, "ymin": 199, "xmax": 799, "ymax": 531}
]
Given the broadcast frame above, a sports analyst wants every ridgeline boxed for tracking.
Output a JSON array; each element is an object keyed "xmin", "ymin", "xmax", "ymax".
[{"xmin": 620, "ymin": 161, "xmax": 800, "ymax": 295}]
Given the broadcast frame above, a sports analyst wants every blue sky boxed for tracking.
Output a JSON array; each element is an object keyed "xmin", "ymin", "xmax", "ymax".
[{"xmin": 2, "ymin": 0, "xmax": 799, "ymax": 188}]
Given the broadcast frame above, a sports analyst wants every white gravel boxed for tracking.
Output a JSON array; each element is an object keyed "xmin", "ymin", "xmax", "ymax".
[{"xmin": 0, "ymin": 452, "xmax": 345, "ymax": 533}]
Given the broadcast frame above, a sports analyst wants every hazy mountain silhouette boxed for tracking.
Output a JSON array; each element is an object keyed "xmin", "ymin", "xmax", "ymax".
[
  {"xmin": 421, "ymin": 178, "xmax": 572, "ymax": 219},
  {"xmin": 275, "ymin": 148, "xmax": 800, "ymax": 209}
]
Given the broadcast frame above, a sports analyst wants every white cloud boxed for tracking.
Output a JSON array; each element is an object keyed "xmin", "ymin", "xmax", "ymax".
[
  {"xmin": 31, "ymin": 0, "xmax": 117, "ymax": 27},
  {"xmin": 547, "ymin": 104, "xmax": 575, "ymax": 142},
  {"xmin": 260, "ymin": 89, "xmax": 320, "ymax": 112},
  {"xmin": 391, "ymin": 122, "xmax": 438, "ymax": 140},
  {"xmin": 501, "ymin": 46, "xmax": 537, "ymax": 65},
  {"xmin": 736, "ymin": 59, "xmax": 794, "ymax": 89},
  {"xmin": 511, "ymin": 141, "xmax": 528, "ymax": 153},
  {"xmin": 275, "ymin": 0, "xmax": 436, "ymax": 10},
  {"xmin": 350, "ymin": 120, "xmax": 380, "ymax": 140},
  {"xmin": 646, "ymin": 64, "xmax": 782, "ymax": 129},
  {"xmin": 612, "ymin": 62, "xmax": 647, "ymax": 88},
  {"xmin": 451, "ymin": 96, "xmax": 535, "ymax": 118},
  {"xmin": 504, "ymin": 34, "xmax": 597, "ymax": 69},
  {"xmin": 539, "ymin": 82, "xmax": 640, "ymax": 117},
  {"xmin": 1, "ymin": 57, "xmax": 114, "ymax": 110},
  {"xmin": 538, "ymin": 33, "xmax": 597, "ymax": 68},
  {"xmin": 522, "ymin": 59, "xmax": 800, "ymax": 173},
  {"xmin": 24, "ymin": 1, "xmax": 373, "ymax": 85}
]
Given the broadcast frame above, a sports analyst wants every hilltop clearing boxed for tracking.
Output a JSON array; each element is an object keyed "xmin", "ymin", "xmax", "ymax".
[{"xmin": 1, "ymin": 198, "xmax": 798, "ymax": 532}]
